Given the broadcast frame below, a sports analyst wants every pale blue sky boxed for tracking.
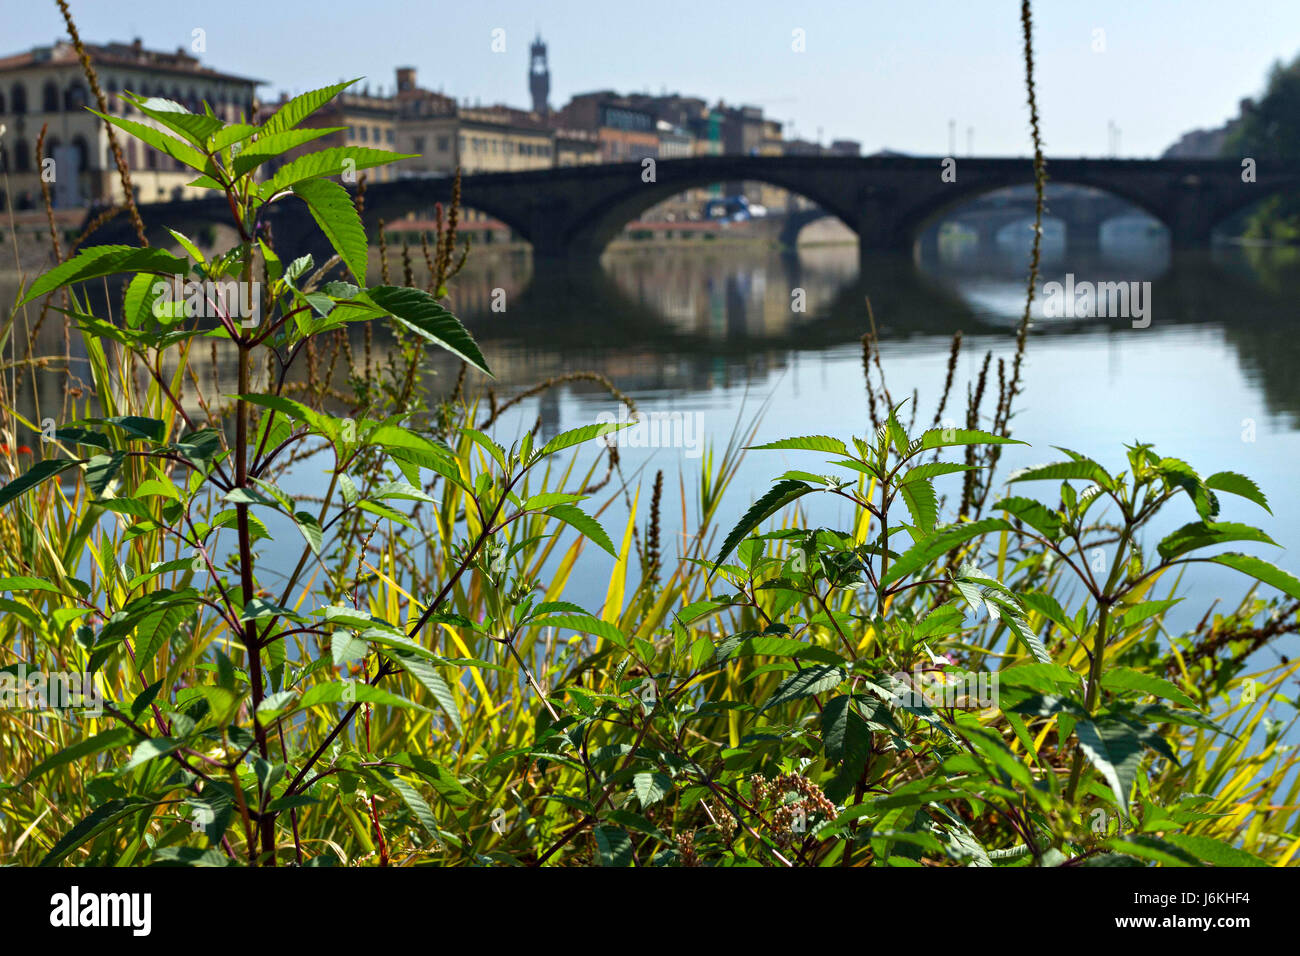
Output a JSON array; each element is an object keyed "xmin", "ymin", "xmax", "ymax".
[{"xmin": 6, "ymin": 0, "xmax": 1298, "ymax": 157}]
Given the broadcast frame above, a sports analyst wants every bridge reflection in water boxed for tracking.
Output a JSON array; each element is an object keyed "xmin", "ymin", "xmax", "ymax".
[{"xmin": 8, "ymin": 237, "xmax": 1300, "ymax": 637}]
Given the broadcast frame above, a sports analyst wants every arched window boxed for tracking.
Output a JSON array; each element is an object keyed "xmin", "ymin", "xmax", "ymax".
[
  {"xmin": 15, "ymin": 138, "xmax": 31, "ymax": 172},
  {"xmin": 42, "ymin": 80, "xmax": 60, "ymax": 113},
  {"xmin": 72, "ymin": 135, "xmax": 90, "ymax": 172},
  {"xmin": 106, "ymin": 78, "xmax": 118, "ymax": 113},
  {"xmin": 11, "ymin": 82, "xmax": 27, "ymax": 115},
  {"xmin": 64, "ymin": 80, "xmax": 88, "ymax": 111},
  {"xmin": 46, "ymin": 137, "xmax": 61, "ymax": 166},
  {"xmin": 186, "ymin": 88, "xmax": 199, "ymax": 112},
  {"xmin": 0, "ymin": 90, "xmax": 6, "ymax": 114}
]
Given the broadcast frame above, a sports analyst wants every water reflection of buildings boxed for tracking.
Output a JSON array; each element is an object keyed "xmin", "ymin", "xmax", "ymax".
[{"xmin": 8, "ymin": 243, "xmax": 1300, "ymax": 436}]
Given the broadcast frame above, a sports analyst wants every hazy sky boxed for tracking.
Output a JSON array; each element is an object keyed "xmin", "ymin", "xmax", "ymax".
[{"xmin": 6, "ymin": 0, "xmax": 1298, "ymax": 157}]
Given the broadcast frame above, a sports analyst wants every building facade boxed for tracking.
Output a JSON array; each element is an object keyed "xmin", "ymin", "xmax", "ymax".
[{"xmin": 0, "ymin": 38, "xmax": 260, "ymax": 209}]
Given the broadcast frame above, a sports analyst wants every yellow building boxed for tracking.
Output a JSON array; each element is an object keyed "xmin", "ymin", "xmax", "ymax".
[
  {"xmin": 554, "ymin": 128, "xmax": 600, "ymax": 166},
  {"xmin": 390, "ymin": 69, "xmax": 554, "ymax": 178},
  {"xmin": 0, "ymin": 38, "xmax": 261, "ymax": 208}
]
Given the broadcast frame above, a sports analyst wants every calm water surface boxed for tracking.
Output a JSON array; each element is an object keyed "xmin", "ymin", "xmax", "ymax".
[{"xmin": 413, "ymin": 238, "xmax": 1300, "ymax": 652}]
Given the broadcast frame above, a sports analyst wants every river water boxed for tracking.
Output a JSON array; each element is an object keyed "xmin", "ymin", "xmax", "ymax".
[
  {"xmin": 398, "ymin": 235, "xmax": 1300, "ymax": 656},
  {"xmin": 4, "ymin": 233, "xmax": 1299, "ymax": 651}
]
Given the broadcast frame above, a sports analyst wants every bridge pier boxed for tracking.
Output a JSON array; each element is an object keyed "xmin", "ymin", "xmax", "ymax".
[
  {"xmin": 974, "ymin": 219, "xmax": 1003, "ymax": 250},
  {"xmin": 1066, "ymin": 217, "xmax": 1103, "ymax": 257},
  {"xmin": 914, "ymin": 228, "xmax": 940, "ymax": 262}
]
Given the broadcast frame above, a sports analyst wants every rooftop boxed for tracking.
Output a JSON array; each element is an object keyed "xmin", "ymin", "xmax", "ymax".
[{"xmin": 0, "ymin": 38, "xmax": 265, "ymax": 86}]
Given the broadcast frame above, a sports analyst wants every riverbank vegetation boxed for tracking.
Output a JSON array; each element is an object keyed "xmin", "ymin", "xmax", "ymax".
[{"xmin": 1, "ymin": 2, "xmax": 1299, "ymax": 867}]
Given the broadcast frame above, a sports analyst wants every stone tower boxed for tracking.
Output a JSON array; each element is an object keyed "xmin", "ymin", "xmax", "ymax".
[{"xmin": 529, "ymin": 34, "xmax": 550, "ymax": 117}]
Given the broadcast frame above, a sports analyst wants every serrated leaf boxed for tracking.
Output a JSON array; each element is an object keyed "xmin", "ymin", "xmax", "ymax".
[
  {"xmin": 1209, "ymin": 552, "xmax": 1300, "ymax": 600},
  {"xmin": 0, "ymin": 459, "xmax": 80, "ymax": 508},
  {"xmin": 19, "ymin": 246, "xmax": 188, "ymax": 307},
  {"xmin": 261, "ymin": 78, "xmax": 361, "ymax": 134},
  {"xmin": 366, "ymin": 286, "xmax": 490, "ymax": 375},
  {"xmin": 546, "ymin": 504, "xmax": 616, "ymax": 556},
  {"xmin": 292, "ymin": 178, "xmax": 368, "ymax": 283},
  {"xmin": 993, "ymin": 495, "xmax": 1062, "ymax": 540},
  {"xmin": 714, "ymin": 479, "xmax": 814, "ymax": 570},
  {"xmin": 749, "ymin": 435, "xmax": 849, "ymax": 456},
  {"xmin": 633, "ymin": 771, "xmax": 672, "ymax": 808},
  {"xmin": 1101, "ymin": 666, "xmax": 1198, "ymax": 709},
  {"xmin": 1008, "ymin": 459, "xmax": 1112, "ymax": 486},
  {"xmin": 881, "ymin": 517, "xmax": 1013, "ymax": 588},
  {"xmin": 919, "ymin": 428, "xmax": 1026, "ymax": 450},
  {"xmin": 261, "ymin": 146, "xmax": 416, "ymax": 196},
  {"xmin": 537, "ymin": 421, "xmax": 629, "ymax": 458},
  {"xmin": 1074, "ymin": 717, "xmax": 1145, "ymax": 817},
  {"xmin": 1204, "ymin": 471, "xmax": 1270, "ymax": 514},
  {"xmin": 898, "ymin": 478, "xmax": 937, "ymax": 533},
  {"xmin": 761, "ymin": 664, "xmax": 845, "ymax": 712},
  {"xmin": 1156, "ymin": 521, "xmax": 1276, "ymax": 561}
]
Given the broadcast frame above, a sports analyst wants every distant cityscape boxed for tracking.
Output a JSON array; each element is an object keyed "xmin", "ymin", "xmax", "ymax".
[
  {"xmin": 0, "ymin": 33, "xmax": 867, "ymax": 220},
  {"xmin": 0, "ymin": 31, "xmax": 1255, "ymax": 229}
]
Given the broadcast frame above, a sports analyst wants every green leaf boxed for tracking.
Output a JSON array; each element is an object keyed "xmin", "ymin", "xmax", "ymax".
[
  {"xmin": 594, "ymin": 825, "xmax": 634, "ymax": 866},
  {"xmin": 19, "ymin": 246, "xmax": 188, "ymax": 307},
  {"xmin": 0, "ymin": 576, "xmax": 66, "ymax": 595},
  {"xmin": 39, "ymin": 798, "xmax": 161, "ymax": 866},
  {"xmin": 1209, "ymin": 552, "xmax": 1300, "ymax": 600},
  {"xmin": 292, "ymin": 510, "xmax": 323, "ymax": 555},
  {"xmin": 331, "ymin": 631, "xmax": 367, "ymax": 668},
  {"xmin": 261, "ymin": 146, "xmax": 416, "ymax": 196},
  {"xmin": 537, "ymin": 421, "xmax": 629, "ymax": 458},
  {"xmin": 898, "ymin": 478, "xmax": 937, "ymax": 533},
  {"xmin": 0, "ymin": 458, "xmax": 80, "ymax": 508},
  {"xmin": 122, "ymin": 95, "xmax": 224, "ymax": 146},
  {"xmin": 390, "ymin": 651, "xmax": 463, "ymax": 734},
  {"xmin": 821, "ymin": 695, "xmax": 872, "ymax": 765},
  {"xmin": 898, "ymin": 462, "xmax": 980, "ymax": 484},
  {"xmin": 297, "ymin": 680, "xmax": 429, "ymax": 713},
  {"xmin": 1162, "ymin": 833, "xmax": 1268, "ymax": 867},
  {"xmin": 919, "ymin": 428, "xmax": 1026, "ymax": 451},
  {"xmin": 881, "ymin": 517, "xmax": 1013, "ymax": 588},
  {"xmin": 749, "ymin": 435, "xmax": 850, "ymax": 456},
  {"xmin": 260, "ymin": 79, "xmax": 361, "ymax": 134},
  {"xmin": 366, "ymin": 286, "xmax": 490, "ymax": 375},
  {"xmin": 545, "ymin": 504, "xmax": 616, "ymax": 556},
  {"xmin": 714, "ymin": 479, "xmax": 815, "ymax": 570},
  {"xmin": 88, "ymin": 110, "xmax": 210, "ymax": 171},
  {"xmin": 85, "ymin": 452, "xmax": 126, "ymax": 497},
  {"xmin": 761, "ymin": 664, "xmax": 845, "ymax": 712},
  {"xmin": 1103, "ymin": 835, "xmax": 1199, "ymax": 867},
  {"xmin": 1008, "ymin": 459, "xmax": 1111, "ymax": 486},
  {"xmin": 993, "ymin": 496, "xmax": 1062, "ymax": 540},
  {"xmin": 1074, "ymin": 717, "xmax": 1145, "ymax": 816},
  {"xmin": 714, "ymin": 634, "xmax": 846, "ymax": 666},
  {"xmin": 529, "ymin": 614, "xmax": 627, "ymax": 648},
  {"xmin": 23, "ymin": 728, "xmax": 136, "ymax": 784},
  {"xmin": 1157, "ymin": 458, "xmax": 1216, "ymax": 519},
  {"xmin": 1204, "ymin": 471, "xmax": 1270, "ymax": 514},
  {"xmin": 1156, "ymin": 521, "xmax": 1276, "ymax": 561},
  {"xmin": 292, "ymin": 178, "xmax": 368, "ymax": 284},
  {"xmin": 376, "ymin": 770, "xmax": 442, "ymax": 840},
  {"xmin": 1101, "ymin": 666, "xmax": 1198, "ymax": 709},
  {"xmin": 633, "ymin": 771, "xmax": 673, "ymax": 808},
  {"xmin": 122, "ymin": 737, "xmax": 182, "ymax": 771},
  {"xmin": 232, "ymin": 127, "xmax": 344, "ymax": 178}
]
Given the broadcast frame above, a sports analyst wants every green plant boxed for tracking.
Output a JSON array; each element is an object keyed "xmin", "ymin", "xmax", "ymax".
[{"xmin": 3, "ymin": 4, "xmax": 1299, "ymax": 870}]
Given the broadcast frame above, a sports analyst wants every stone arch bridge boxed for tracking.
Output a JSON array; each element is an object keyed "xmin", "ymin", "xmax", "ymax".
[{"xmin": 84, "ymin": 155, "xmax": 1294, "ymax": 268}]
